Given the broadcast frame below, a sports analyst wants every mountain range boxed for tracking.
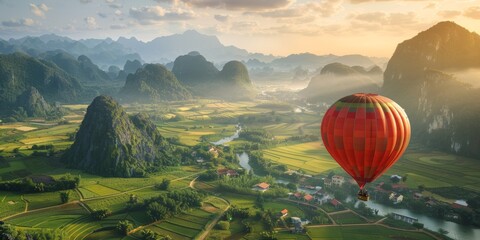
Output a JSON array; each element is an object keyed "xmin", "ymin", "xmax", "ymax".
[
  {"xmin": 0, "ymin": 52, "xmax": 83, "ymax": 116},
  {"xmin": 1, "ymin": 31, "xmax": 387, "ymax": 73}
]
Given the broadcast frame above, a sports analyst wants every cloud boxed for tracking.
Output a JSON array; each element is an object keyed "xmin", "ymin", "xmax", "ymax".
[
  {"xmin": 176, "ymin": 0, "xmax": 292, "ymax": 11},
  {"xmin": 424, "ymin": 2, "xmax": 436, "ymax": 9},
  {"xmin": 231, "ymin": 21, "xmax": 259, "ymax": 31},
  {"xmin": 464, "ymin": 6, "xmax": 480, "ymax": 19},
  {"xmin": 129, "ymin": 6, "xmax": 195, "ymax": 24},
  {"xmin": 348, "ymin": 0, "xmax": 428, "ymax": 3},
  {"xmin": 246, "ymin": 0, "xmax": 341, "ymax": 19},
  {"xmin": 108, "ymin": 3, "xmax": 123, "ymax": 9},
  {"xmin": 348, "ymin": 11, "xmax": 423, "ymax": 33},
  {"xmin": 306, "ymin": 1, "xmax": 342, "ymax": 18},
  {"xmin": 84, "ymin": 16, "xmax": 98, "ymax": 29},
  {"xmin": 115, "ymin": 9, "xmax": 123, "ymax": 16},
  {"xmin": 154, "ymin": 0, "xmax": 178, "ymax": 4},
  {"xmin": 30, "ymin": 3, "xmax": 49, "ymax": 17},
  {"xmin": 267, "ymin": 24, "xmax": 321, "ymax": 36},
  {"xmin": 214, "ymin": 14, "xmax": 229, "ymax": 22},
  {"xmin": 110, "ymin": 24, "xmax": 128, "ymax": 29},
  {"xmin": 437, "ymin": 10, "xmax": 461, "ymax": 19},
  {"xmin": 98, "ymin": 12, "xmax": 108, "ymax": 18},
  {"xmin": 351, "ymin": 11, "xmax": 417, "ymax": 26},
  {"xmin": 2, "ymin": 18, "xmax": 35, "ymax": 27}
]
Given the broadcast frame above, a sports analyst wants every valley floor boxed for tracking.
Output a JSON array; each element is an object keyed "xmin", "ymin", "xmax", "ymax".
[{"xmin": 1, "ymin": 99, "xmax": 478, "ymax": 240}]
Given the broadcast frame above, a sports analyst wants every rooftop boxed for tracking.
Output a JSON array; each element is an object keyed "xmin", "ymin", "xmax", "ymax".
[{"xmin": 256, "ymin": 182, "xmax": 270, "ymax": 189}]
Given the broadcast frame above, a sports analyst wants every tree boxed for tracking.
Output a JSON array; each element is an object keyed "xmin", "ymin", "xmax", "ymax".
[
  {"xmin": 383, "ymin": 183, "xmax": 393, "ymax": 191},
  {"xmin": 147, "ymin": 202, "xmax": 168, "ymax": 221},
  {"xmin": 418, "ymin": 184, "xmax": 425, "ymax": 192},
  {"xmin": 467, "ymin": 196, "xmax": 480, "ymax": 209},
  {"xmin": 155, "ymin": 179, "xmax": 171, "ymax": 191},
  {"xmin": 91, "ymin": 209, "xmax": 111, "ymax": 220},
  {"xmin": 129, "ymin": 194, "xmax": 138, "ymax": 204},
  {"xmin": 75, "ymin": 175, "xmax": 81, "ymax": 187},
  {"xmin": 116, "ymin": 220, "xmax": 134, "ymax": 236},
  {"xmin": 141, "ymin": 229, "xmax": 160, "ymax": 240},
  {"xmin": 402, "ymin": 174, "xmax": 408, "ymax": 182},
  {"xmin": 60, "ymin": 191, "xmax": 70, "ymax": 203},
  {"xmin": 438, "ymin": 228, "xmax": 449, "ymax": 235},
  {"xmin": 260, "ymin": 230, "xmax": 278, "ymax": 240},
  {"xmin": 216, "ymin": 221, "xmax": 230, "ymax": 230},
  {"xmin": 390, "ymin": 176, "xmax": 401, "ymax": 184},
  {"xmin": 412, "ymin": 222, "xmax": 424, "ymax": 229}
]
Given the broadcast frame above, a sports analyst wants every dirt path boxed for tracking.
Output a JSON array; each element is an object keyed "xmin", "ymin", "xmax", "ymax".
[
  {"xmin": 190, "ymin": 177, "xmax": 231, "ymax": 240},
  {"xmin": 280, "ymin": 198, "xmax": 337, "ymax": 225},
  {"xmin": 196, "ymin": 200, "xmax": 230, "ymax": 240}
]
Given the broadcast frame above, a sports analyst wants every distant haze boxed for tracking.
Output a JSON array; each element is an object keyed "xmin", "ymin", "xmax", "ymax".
[
  {"xmin": 447, "ymin": 69, "xmax": 480, "ymax": 88},
  {"xmin": 1, "ymin": 0, "xmax": 480, "ymax": 57}
]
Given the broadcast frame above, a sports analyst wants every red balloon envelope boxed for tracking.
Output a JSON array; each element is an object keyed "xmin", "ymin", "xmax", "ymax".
[{"xmin": 320, "ymin": 93, "xmax": 411, "ymax": 200}]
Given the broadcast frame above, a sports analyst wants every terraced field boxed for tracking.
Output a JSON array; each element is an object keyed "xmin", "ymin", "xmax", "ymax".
[
  {"xmin": 263, "ymin": 141, "xmax": 339, "ymax": 175},
  {"xmin": 6, "ymin": 203, "xmax": 87, "ymax": 229},
  {"xmin": 85, "ymin": 194, "xmax": 130, "ymax": 212},
  {"xmin": 386, "ymin": 150, "xmax": 480, "ymax": 192},
  {"xmin": 306, "ymin": 225, "xmax": 436, "ymax": 240},
  {"xmin": 139, "ymin": 209, "xmax": 214, "ymax": 240}
]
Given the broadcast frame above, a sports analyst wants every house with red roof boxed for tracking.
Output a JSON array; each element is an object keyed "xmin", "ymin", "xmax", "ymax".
[
  {"xmin": 280, "ymin": 209, "xmax": 288, "ymax": 217},
  {"xmin": 330, "ymin": 199, "xmax": 341, "ymax": 208},
  {"xmin": 253, "ymin": 182, "xmax": 270, "ymax": 192},
  {"xmin": 304, "ymin": 194, "xmax": 314, "ymax": 202},
  {"xmin": 293, "ymin": 192, "xmax": 302, "ymax": 199},
  {"xmin": 217, "ymin": 168, "xmax": 239, "ymax": 177}
]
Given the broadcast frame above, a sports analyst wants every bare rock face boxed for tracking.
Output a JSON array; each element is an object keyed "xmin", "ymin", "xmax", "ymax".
[
  {"xmin": 382, "ymin": 21, "xmax": 480, "ymax": 158},
  {"xmin": 63, "ymin": 95, "xmax": 176, "ymax": 177},
  {"xmin": 383, "ymin": 21, "xmax": 480, "ymax": 113},
  {"xmin": 15, "ymin": 87, "xmax": 53, "ymax": 117}
]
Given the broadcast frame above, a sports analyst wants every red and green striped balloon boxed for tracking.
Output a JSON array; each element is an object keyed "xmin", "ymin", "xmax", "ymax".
[{"xmin": 321, "ymin": 93, "xmax": 411, "ymax": 189}]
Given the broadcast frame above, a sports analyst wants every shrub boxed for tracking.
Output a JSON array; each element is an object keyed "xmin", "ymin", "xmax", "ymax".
[
  {"xmin": 216, "ymin": 221, "xmax": 230, "ymax": 230},
  {"xmin": 116, "ymin": 220, "xmax": 134, "ymax": 235}
]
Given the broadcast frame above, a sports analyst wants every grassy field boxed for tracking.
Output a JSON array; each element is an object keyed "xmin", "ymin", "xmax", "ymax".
[
  {"xmin": 24, "ymin": 191, "xmax": 80, "ymax": 210},
  {"xmin": 306, "ymin": 225, "xmax": 436, "ymax": 240},
  {"xmin": 264, "ymin": 201, "xmax": 309, "ymax": 219},
  {"xmin": 0, "ymin": 192, "xmax": 26, "ymax": 218},
  {"xmin": 263, "ymin": 141, "xmax": 340, "ymax": 175},
  {"xmin": 386, "ymin": 149, "xmax": 480, "ymax": 192},
  {"xmin": 330, "ymin": 212, "xmax": 367, "ymax": 224}
]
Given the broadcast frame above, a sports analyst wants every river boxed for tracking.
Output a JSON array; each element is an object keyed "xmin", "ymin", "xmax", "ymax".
[
  {"xmin": 210, "ymin": 126, "xmax": 253, "ymax": 173},
  {"xmin": 355, "ymin": 198, "xmax": 480, "ymax": 240},
  {"xmin": 237, "ymin": 152, "xmax": 252, "ymax": 173},
  {"xmin": 211, "ymin": 125, "xmax": 241, "ymax": 145}
]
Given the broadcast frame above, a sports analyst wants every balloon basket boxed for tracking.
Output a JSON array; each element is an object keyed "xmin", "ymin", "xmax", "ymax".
[{"xmin": 357, "ymin": 189, "xmax": 369, "ymax": 201}]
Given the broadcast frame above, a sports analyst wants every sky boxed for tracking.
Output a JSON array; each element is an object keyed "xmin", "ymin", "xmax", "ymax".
[{"xmin": 0, "ymin": 0, "xmax": 480, "ymax": 57}]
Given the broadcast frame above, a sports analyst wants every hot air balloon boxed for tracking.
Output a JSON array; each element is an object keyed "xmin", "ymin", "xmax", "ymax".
[{"xmin": 320, "ymin": 93, "xmax": 410, "ymax": 201}]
